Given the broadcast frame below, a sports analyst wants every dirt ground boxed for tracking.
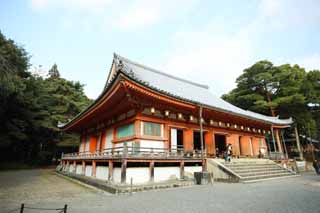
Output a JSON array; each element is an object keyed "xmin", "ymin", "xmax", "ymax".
[{"xmin": 0, "ymin": 169, "xmax": 320, "ymax": 213}]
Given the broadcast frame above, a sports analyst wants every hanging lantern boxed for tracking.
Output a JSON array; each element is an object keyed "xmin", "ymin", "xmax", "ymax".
[
  {"xmin": 178, "ymin": 113, "xmax": 183, "ymax": 119},
  {"xmin": 210, "ymin": 120, "xmax": 214, "ymax": 125},
  {"xmin": 150, "ymin": 107, "xmax": 155, "ymax": 113},
  {"xmin": 165, "ymin": 110, "xmax": 170, "ymax": 116},
  {"xmin": 234, "ymin": 124, "xmax": 237, "ymax": 128},
  {"xmin": 189, "ymin": 115, "xmax": 194, "ymax": 121}
]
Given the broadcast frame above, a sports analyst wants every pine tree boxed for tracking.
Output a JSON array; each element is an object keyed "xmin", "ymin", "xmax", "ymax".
[{"xmin": 48, "ymin": 63, "xmax": 60, "ymax": 78}]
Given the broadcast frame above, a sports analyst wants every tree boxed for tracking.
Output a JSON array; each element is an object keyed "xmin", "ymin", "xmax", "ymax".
[
  {"xmin": 48, "ymin": 63, "xmax": 60, "ymax": 78},
  {"xmin": 222, "ymin": 60, "xmax": 319, "ymax": 139},
  {"xmin": 0, "ymin": 31, "xmax": 92, "ymax": 164}
]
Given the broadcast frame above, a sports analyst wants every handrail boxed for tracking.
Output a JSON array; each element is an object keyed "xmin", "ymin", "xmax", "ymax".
[{"xmin": 62, "ymin": 146, "xmax": 206, "ymax": 160}]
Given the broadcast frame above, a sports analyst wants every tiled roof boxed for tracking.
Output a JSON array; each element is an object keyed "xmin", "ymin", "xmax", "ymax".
[{"xmin": 112, "ymin": 53, "xmax": 292, "ymax": 125}]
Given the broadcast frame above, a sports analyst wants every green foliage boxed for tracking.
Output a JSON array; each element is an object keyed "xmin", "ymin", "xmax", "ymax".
[
  {"xmin": 0, "ymin": 31, "xmax": 92, "ymax": 164},
  {"xmin": 223, "ymin": 60, "xmax": 320, "ymax": 139}
]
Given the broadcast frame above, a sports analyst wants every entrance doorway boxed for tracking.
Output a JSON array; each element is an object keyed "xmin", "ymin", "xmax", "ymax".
[
  {"xmin": 215, "ymin": 134, "xmax": 226, "ymax": 156},
  {"xmin": 193, "ymin": 131, "xmax": 206, "ymax": 151},
  {"xmin": 170, "ymin": 128, "xmax": 183, "ymax": 151}
]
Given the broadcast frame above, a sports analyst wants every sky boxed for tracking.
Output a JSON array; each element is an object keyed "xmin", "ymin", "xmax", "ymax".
[{"xmin": 1, "ymin": 0, "xmax": 320, "ymax": 99}]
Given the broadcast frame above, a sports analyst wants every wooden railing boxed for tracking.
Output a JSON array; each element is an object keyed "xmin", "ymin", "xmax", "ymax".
[{"xmin": 62, "ymin": 145, "xmax": 205, "ymax": 160}]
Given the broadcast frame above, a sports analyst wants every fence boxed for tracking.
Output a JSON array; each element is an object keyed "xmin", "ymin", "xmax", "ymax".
[{"xmin": 7, "ymin": 204, "xmax": 67, "ymax": 213}]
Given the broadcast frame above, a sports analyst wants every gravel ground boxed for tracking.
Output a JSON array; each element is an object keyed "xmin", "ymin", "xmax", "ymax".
[{"xmin": 0, "ymin": 169, "xmax": 319, "ymax": 213}]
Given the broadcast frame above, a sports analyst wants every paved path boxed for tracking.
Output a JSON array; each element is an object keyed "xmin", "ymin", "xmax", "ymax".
[{"xmin": 0, "ymin": 169, "xmax": 319, "ymax": 213}]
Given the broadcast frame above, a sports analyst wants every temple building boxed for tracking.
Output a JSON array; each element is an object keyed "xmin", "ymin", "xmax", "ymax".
[{"xmin": 59, "ymin": 54, "xmax": 295, "ymax": 184}]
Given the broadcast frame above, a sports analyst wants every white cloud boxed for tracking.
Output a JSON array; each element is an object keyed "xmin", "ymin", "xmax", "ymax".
[
  {"xmin": 158, "ymin": 0, "xmax": 320, "ymax": 96},
  {"xmin": 161, "ymin": 26, "xmax": 253, "ymax": 96},
  {"xmin": 113, "ymin": 0, "xmax": 196, "ymax": 30},
  {"xmin": 31, "ymin": 0, "xmax": 197, "ymax": 31}
]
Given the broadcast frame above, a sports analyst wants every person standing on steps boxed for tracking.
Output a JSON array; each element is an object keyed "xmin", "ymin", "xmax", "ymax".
[{"xmin": 225, "ymin": 144, "xmax": 232, "ymax": 162}]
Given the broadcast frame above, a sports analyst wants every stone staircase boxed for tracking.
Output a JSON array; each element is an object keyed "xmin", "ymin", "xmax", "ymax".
[{"xmin": 208, "ymin": 158, "xmax": 299, "ymax": 183}]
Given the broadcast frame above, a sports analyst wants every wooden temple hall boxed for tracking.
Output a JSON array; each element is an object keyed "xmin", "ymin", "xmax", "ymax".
[{"xmin": 59, "ymin": 54, "xmax": 293, "ymax": 184}]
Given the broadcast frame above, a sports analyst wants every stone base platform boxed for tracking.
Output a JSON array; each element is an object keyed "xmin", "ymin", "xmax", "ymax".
[{"xmin": 56, "ymin": 171, "xmax": 195, "ymax": 194}]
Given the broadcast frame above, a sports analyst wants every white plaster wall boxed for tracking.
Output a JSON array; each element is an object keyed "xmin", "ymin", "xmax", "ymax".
[
  {"xmin": 105, "ymin": 128, "xmax": 113, "ymax": 149},
  {"xmin": 85, "ymin": 165, "xmax": 92, "ymax": 177},
  {"xmin": 96, "ymin": 166, "xmax": 109, "ymax": 180},
  {"xmin": 184, "ymin": 166, "xmax": 202, "ymax": 178},
  {"xmin": 126, "ymin": 168, "xmax": 150, "ymax": 184},
  {"xmin": 154, "ymin": 167, "xmax": 180, "ymax": 182},
  {"xmin": 113, "ymin": 168, "xmax": 122, "ymax": 183},
  {"xmin": 140, "ymin": 140, "xmax": 164, "ymax": 152},
  {"xmin": 68, "ymin": 164, "xmax": 74, "ymax": 173},
  {"xmin": 76, "ymin": 165, "xmax": 82, "ymax": 174}
]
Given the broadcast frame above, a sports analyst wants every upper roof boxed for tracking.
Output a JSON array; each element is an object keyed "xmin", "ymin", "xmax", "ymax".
[
  {"xmin": 108, "ymin": 53, "xmax": 292, "ymax": 125},
  {"xmin": 59, "ymin": 53, "xmax": 293, "ymax": 130}
]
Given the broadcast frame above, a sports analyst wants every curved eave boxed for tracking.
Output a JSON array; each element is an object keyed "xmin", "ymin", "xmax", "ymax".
[{"xmin": 120, "ymin": 71, "xmax": 293, "ymax": 127}]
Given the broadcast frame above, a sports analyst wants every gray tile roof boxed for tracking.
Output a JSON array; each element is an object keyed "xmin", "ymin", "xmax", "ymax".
[{"xmin": 113, "ymin": 54, "xmax": 292, "ymax": 125}]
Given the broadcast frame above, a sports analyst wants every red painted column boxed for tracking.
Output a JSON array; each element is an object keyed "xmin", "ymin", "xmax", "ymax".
[
  {"xmin": 274, "ymin": 129, "xmax": 283, "ymax": 153},
  {"xmin": 149, "ymin": 161, "xmax": 154, "ymax": 182},
  {"xmin": 180, "ymin": 161, "xmax": 185, "ymax": 180},
  {"xmin": 73, "ymin": 161, "xmax": 76, "ymax": 173},
  {"xmin": 82, "ymin": 160, "xmax": 86, "ymax": 175},
  {"xmin": 66, "ymin": 161, "xmax": 70, "ymax": 172},
  {"xmin": 108, "ymin": 160, "xmax": 113, "ymax": 181},
  {"xmin": 183, "ymin": 129, "xmax": 194, "ymax": 152},
  {"xmin": 205, "ymin": 131, "xmax": 214, "ymax": 157},
  {"xmin": 92, "ymin": 160, "xmax": 96, "ymax": 177}
]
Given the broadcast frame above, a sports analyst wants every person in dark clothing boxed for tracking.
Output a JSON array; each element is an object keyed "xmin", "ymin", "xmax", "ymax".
[{"xmin": 313, "ymin": 160, "xmax": 320, "ymax": 175}]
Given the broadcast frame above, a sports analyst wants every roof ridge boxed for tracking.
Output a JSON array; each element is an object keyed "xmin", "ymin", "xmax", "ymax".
[{"xmin": 114, "ymin": 53, "xmax": 209, "ymax": 90}]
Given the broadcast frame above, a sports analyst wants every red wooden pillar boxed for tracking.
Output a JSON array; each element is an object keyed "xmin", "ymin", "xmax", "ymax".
[
  {"xmin": 82, "ymin": 160, "xmax": 86, "ymax": 175},
  {"xmin": 73, "ymin": 161, "xmax": 76, "ymax": 173},
  {"xmin": 108, "ymin": 160, "xmax": 113, "ymax": 181},
  {"xmin": 149, "ymin": 161, "xmax": 154, "ymax": 182},
  {"xmin": 205, "ymin": 131, "xmax": 214, "ymax": 157},
  {"xmin": 135, "ymin": 120, "xmax": 141, "ymax": 136},
  {"xmin": 183, "ymin": 129, "xmax": 194, "ymax": 152},
  {"xmin": 92, "ymin": 160, "xmax": 96, "ymax": 177},
  {"xmin": 180, "ymin": 161, "xmax": 185, "ymax": 179},
  {"xmin": 121, "ymin": 160, "xmax": 127, "ymax": 184},
  {"xmin": 66, "ymin": 161, "xmax": 70, "ymax": 172}
]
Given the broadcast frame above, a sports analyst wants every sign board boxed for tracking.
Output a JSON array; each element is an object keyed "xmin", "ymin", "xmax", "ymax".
[{"xmin": 296, "ymin": 160, "xmax": 306, "ymax": 171}]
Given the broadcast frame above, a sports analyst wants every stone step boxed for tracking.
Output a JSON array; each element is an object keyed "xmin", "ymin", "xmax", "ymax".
[
  {"xmin": 223, "ymin": 163, "xmax": 275, "ymax": 167},
  {"xmin": 226, "ymin": 166, "xmax": 280, "ymax": 171},
  {"xmin": 231, "ymin": 167, "xmax": 283, "ymax": 173},
  {"xmin": 225, "ymin": 164, "xmax": 280, "ymax": 169},
  {"xmin": 242, "ymin": 174, "xmax": 300, "ymax": 183},
  {"xmin": 238, "ymin": 170, "xmax": 292, "ymax": 177},
  {"xmin": 240, "ymin": 172, "xmax": 295, "ymax": 181}
]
